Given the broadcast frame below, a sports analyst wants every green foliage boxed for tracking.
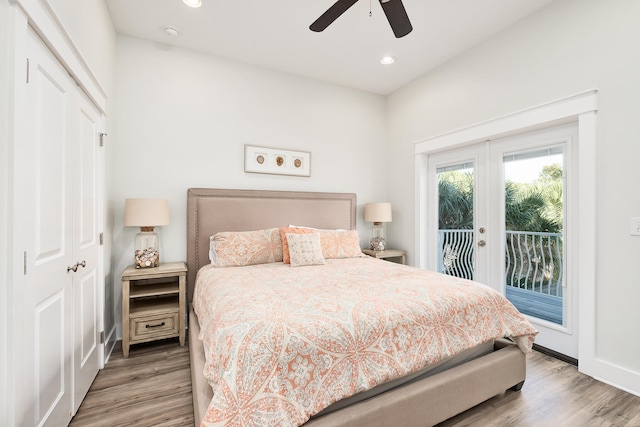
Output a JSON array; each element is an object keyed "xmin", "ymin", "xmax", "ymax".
[
  {"xmin": 438, "ymin": 172, "xmax": 473, "ymax": 229},
  {"xmin": 438, "ymin": 164, "xmax": 563, "ymax": 233},
  {"xmin": 438, "ymin": 163, "xmax": 564, "ymax": 290}
]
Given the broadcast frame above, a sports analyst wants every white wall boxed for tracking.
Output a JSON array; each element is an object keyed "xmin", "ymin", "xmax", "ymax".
[
  {"xmin": 1, "ymin": 1, "xmax": 11, "ymax": 423},
  {"xmin": 111, "ymin": 36, "xmax": 388, "ymax": 335},
  {"xmin": 386, "ymin": 0, "xmax": 640, "ymax": 393}
]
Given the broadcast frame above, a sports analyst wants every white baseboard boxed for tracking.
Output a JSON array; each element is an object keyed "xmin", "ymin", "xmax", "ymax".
[
  {"xmin": 103, "ymin": 326, "xmax": 118, "ymax": 364},
  {"xmin": 582, "ymin": 359, "xmax": 640, "ymax": 398}
]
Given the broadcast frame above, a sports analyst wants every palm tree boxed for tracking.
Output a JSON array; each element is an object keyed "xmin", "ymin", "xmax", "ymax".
[{"xmin": 438, "ymin": 172, "xmax": 473, "ymax": 229}]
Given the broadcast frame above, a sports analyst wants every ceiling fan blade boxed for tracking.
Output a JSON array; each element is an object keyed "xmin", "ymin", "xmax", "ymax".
[
  {"xmin": 310, "ymin": 0, "xmax": 360, "ymax": 32},
  {"xmin": 379, "ymin": 0, "xmax": 413, "ymax": 38}
]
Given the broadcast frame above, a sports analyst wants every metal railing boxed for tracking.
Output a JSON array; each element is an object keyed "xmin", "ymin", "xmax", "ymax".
[
  {"xmin": 437, "ymin": 229, "xmax": 564, "ymax": 297},
  {"xmin": 505, "ymin": 230, "xmax": 563, "ymax": 297},
  {"xmin": 437, "ymin": 229, "xmax": 475, "ymax": 280}
]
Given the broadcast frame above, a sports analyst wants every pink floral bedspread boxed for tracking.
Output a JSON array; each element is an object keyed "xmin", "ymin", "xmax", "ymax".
[{"xmin": 193, "ymin": 257, "xmax": 537, "ymax": 427}]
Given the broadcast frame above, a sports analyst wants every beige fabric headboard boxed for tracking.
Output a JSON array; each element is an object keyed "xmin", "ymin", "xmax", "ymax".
[{"xmin": 186, "ymin": 188, "xmax": 357, "ymax": 302}]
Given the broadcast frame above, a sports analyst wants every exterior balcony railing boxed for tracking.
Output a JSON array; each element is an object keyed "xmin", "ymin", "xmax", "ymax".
[{"xmin": 437, "ymin": 229, "xmax": 564, "ymax": 324}]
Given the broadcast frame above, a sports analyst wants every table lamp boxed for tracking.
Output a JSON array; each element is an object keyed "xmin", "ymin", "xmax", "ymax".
[
  {"xmin": 364, "ymin": 202, "xmax": 392, "ymax": 251},
  {"xmin": 124, "ymin": 198, "xmax": 170, "ymax": 268}
]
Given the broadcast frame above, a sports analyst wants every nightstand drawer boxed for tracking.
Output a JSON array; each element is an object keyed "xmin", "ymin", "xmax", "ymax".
[{"xmin": 129, "ymin": 312, "xmax": 179, "ymax": 342}]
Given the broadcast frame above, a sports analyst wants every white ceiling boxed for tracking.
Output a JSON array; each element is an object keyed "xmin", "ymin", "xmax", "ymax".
[{"xmin": 105, "ymin": 0, "xmax": 556, "ymax": 95}]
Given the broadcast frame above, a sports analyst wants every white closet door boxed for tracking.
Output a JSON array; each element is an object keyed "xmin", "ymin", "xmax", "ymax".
[
  {"xmin": 22, "ymin": 28, "xmax": 74, "ymax": 427},
  {"xmin": 72, "ymin": 90, "xmax": 101, "ymax": 411},
  {"xmin": 21, "ymin": 28, "xmax": 102, "ymax": 426}
]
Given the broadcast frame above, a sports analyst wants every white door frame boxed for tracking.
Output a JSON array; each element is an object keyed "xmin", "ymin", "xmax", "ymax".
[{"xmin": 414, "ymin": 90, "xmax": 597, "ymax": 374}]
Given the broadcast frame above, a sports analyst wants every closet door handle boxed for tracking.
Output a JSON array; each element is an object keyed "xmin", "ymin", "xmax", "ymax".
[{"xmin": 67, "ymin": 261, "xmax": 86, "ymax": 273}]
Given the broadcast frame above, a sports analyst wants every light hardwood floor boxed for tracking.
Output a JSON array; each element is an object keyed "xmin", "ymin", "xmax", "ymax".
[
  {"xmin": 71, "ymin": 339, "xmax": 640, "ymax": 427},
  {"xmin": 70, "ymin": 339, "xmax": 194, "ymax": 427}
]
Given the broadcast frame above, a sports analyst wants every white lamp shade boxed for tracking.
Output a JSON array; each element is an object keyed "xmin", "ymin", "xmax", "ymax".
[
  {"xmin": 124, "ymin": 199, "xmax": 170, "ymax": 227},
  {"xmin": 364, "ymin": 203, "xmax": 392, "ymax": 223}
]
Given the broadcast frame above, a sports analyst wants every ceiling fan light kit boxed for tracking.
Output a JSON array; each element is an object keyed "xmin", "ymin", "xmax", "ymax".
[{"xmin": 310, "ymin": 0, "xmax": 412, "ymax": 38}]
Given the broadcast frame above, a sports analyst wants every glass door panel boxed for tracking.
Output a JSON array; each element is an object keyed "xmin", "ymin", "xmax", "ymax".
[
  {"xmin": 503, "ymin": 147, "xmax": 565, "ymax": 325},
  {"xmin": 436, "ymin": 162, "xmax": 475, "ymax": 280}
]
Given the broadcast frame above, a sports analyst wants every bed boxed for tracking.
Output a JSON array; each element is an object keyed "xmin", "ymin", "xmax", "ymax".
[{"xmin": 187, "ymin": 188, "xmax": 537, "ymax": 427}]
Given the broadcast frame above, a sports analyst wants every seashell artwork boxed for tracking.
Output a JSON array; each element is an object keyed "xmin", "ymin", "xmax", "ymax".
[{"xmin": 244, "ymin": 145, "xmax": 311, "ymax": 177}]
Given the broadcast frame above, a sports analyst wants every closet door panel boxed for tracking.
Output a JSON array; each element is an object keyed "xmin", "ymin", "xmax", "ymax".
[
  {"xmin": 33, "ymin": 53, "xmax": 68, "ymax": 265},
  {"xmin": 35, "ymin": 290, "xmax": 67, "ymax": 423},
  {"xmin": 78, "ymin": 104, "xmax": 97, "ymax": 248},
  {"xmin": 23, "ymin": 28, "xmax": 73, "ymax": 427},
  {"xmin": 72, "ymin": 90, "xmax": 101, "ymax": 411}
]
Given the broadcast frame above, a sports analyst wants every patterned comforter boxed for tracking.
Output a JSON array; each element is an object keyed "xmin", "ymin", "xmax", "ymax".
[{"xmin": 193, "ymin": 257, "xmax": 537, "ymax": 427}]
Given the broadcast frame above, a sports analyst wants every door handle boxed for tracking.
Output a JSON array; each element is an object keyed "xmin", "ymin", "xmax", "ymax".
[{"xmin": 66, "ymin": 261, "xmax": 87, "ymax": 273}]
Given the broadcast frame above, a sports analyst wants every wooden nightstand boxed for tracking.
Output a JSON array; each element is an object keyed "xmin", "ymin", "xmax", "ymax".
[
  {"xmin": 362, "ymin": 249, "xmax": 407, "ymax": 265},
  {"xmin": 121, "ymin": 262, "xmax": 187, "ymax": 357}
]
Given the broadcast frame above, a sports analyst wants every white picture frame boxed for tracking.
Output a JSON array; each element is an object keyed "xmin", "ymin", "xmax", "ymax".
[{"xmin": 244, "ymin": 145, "xmax": 311, "ymax": 177}]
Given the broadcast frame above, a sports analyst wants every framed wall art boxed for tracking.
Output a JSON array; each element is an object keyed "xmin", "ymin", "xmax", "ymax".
[{"xmin": 244, "ymin": 145, "xmax": 311, "ymax": 177}]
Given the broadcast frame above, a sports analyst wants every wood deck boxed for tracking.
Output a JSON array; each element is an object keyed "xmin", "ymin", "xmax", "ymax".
[{"xmin": 506, "ymin": 285, "xmax": 563, "ymax": 324}]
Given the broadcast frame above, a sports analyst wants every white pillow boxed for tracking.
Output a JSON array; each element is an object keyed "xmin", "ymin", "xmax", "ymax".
[{"xmin": 286, "ymin": 233, "xmax": 325, "ymax": 267}]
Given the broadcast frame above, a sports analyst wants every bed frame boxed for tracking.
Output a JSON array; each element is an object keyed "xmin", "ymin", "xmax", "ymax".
[{"xmin": 186, "ymin": 188, "xmax": 526, "ymax": 427}]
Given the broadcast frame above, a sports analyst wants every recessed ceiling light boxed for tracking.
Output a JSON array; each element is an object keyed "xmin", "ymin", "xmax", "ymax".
[
  {"xmin": 164, "ymin": 27, "xmax": 179, "ymax": 37},
  {"xmin": 380, "ymin": 56, "xmax": 396, "ymax": 65},
  {"xmin": 182, "ymin": 0, "xmax": 202, "ymax": 7}
]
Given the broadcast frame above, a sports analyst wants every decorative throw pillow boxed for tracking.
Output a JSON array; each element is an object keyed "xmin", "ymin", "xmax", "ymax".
[
  {"xmin": 211, "ymin": 228, "xmax": 283, "ymax": 267},
  {"xmin": 318, "ymin": 229, "xmax": 364, "ymax": 259},
  {"xmin": 286, "ymin": 233, "xmax": 325, "ymax": 267},
  {"xmin": 279, "ymin": 227, "xmax": 315, "ymax": 264}
]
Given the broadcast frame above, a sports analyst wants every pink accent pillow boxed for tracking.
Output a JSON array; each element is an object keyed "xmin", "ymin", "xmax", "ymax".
[
  {"xmin": 212, "ymin": 228, "xmax": 283, "ymax": 267},
  {"xmin": 279, "ymin": 227, "xmax": 315, "ymax": 264},
  {"xmin": 318, "ymin": 230, "xmax": 364, "ymax": 259}
]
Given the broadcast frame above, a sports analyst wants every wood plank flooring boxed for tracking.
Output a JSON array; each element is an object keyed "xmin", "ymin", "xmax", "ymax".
[
  {"xmin": 71, "ymin": 339, "xmax": 640, "ymax": 427},
  {"xmin": 70, "ymin": 339, "xmax": 194, "ymax": 427}
]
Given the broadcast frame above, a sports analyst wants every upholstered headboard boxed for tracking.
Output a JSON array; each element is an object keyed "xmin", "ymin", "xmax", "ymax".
[{"xmin": 186, "ymin": 188, "xmax": 357, "ymax": 302}]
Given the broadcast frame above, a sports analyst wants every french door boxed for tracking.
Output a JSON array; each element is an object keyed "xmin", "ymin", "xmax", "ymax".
[{"xmin": 426, "ymin": 122, "xmax": 579, "ymax": 359}]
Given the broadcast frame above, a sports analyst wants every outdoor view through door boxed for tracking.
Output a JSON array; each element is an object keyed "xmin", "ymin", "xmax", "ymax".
[
  {"xmin": 436, "ymin": 146, "xmax": 566, "ymax": 327},
  {"xmin": 502, "ymin": 148, "xmax": 564, "ymax": 325},
  {"xmin": 437, "ymin": 162, "xmax": 476, "ymax": 280}
]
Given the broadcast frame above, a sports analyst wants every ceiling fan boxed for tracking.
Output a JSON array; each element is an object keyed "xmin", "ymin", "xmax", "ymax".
[{"xmin": 310, "ymin": 0, "xmax": 413, "ymax": 38}]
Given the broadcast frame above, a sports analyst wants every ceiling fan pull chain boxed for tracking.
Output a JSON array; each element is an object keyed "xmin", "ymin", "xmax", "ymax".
[{"xmin": 369, "ymin": 0, "xmax": 372, "ymax": 17}]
